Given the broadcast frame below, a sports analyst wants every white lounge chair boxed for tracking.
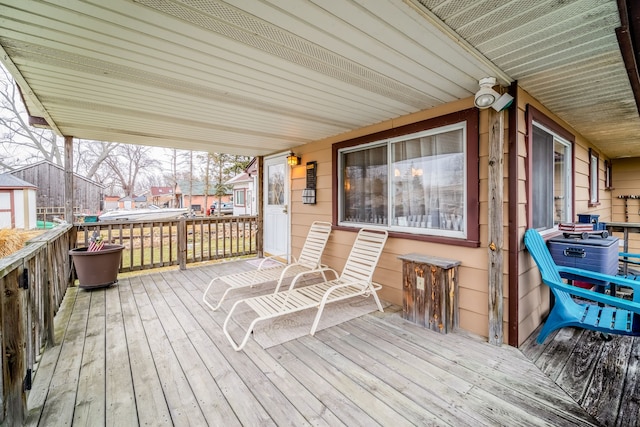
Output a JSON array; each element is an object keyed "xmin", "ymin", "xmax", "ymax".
[
  {"xmin": 203, "ymin": 221, "xmax": 333, "ymax": 311},
  {"xmin": 223, "ymin": 228, "xmax": 388, "ymax": 351}
]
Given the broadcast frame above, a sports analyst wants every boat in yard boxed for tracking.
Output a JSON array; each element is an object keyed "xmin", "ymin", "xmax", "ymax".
[{"xmin": 98, "ymin": 205, "xmax": 189, "ymax": 221}]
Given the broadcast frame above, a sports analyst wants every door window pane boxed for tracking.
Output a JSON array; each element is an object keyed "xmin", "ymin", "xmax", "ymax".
[{"xmin": 267, "ymin": 164, "xmax": 284, "ymax": 205}]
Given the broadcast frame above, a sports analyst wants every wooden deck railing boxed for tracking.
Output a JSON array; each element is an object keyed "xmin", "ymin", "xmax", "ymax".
[
  {"xmin": 75, "ymin": 216, "xmax": 258, "ymax": 272},
  {"xmin": 0, "ymin": 215, "xmax": 259, "ymax": 424},
  {"xmin": 0, "ymin": 224, "xmax": 74, "ymax": 425}
]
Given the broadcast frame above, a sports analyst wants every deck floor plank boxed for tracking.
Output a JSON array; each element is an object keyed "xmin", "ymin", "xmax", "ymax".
[
  {"xmin": 37, "ymin": 287, "xmax": 91, "ymax": 426},
  {"xmin": 26, "ymin": 261, "xmax": 604, "ymax": 426},
  {"xmin": 139, "ymin": 273, "xmax": 240, "ymax": 426},
  {"xmin": 297, "ymin": 335, "xmax": 446, "ymax": 426},
  {"xmin": 617, "ymin": 337, "xmax": 640, "ymax": 426},
  {"xmin": 162, "ymin": 267, "xmax": 310, "ymax": 426},
  {"xmin": 72, "ymin": 290, "xmax": 106, "ymax": 426},
  {"xmin": 163, "ymin": 269, "xmax": 277, "ymax": 427},
  {"xmin": 347, "ymin": 315, "xmax": 597, "ymax": 426},
  {"xmin": 118, "ymin": 276, "xmax": 172, "ymax": 426},
  {"xmin": 522, "ymin": 322, "xmax": 640, "ymax": 427},
  {"xmin": 131, "ymin": 274, "xmax": 208, "ymax": 426},
  {"xmin": 104, "ymin": 284, "xmax": 138, "ymax": 426},
  {"xmin": 313, "ymin": 327, "xmax": 469, "ymax": 425},
  {"xmin": 579, "ymin": 335, "xmax": 635, "ymax": 423},
  {"xmin": 25, "ymin": 286, "xmax": 79, "ymax": 426}
]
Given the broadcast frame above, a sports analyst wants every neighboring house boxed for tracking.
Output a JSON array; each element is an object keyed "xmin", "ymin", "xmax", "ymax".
[
  {"xmin": 118, "ymin": 195, "xmax": 147, "ymax": 210},
  {"xmin": 0, "ymin": 174, "xmax": 37, "ymax": 229},
  {"xmin": 103, "ymin": 195, "xmax": 120, "ymax": 212},
  {"xmin": 9, "ymin": 160, "xmax": 104, "ymax": 219},
  {"xmin": 176, "ymin": 180, "xmax": 231, "ymax": 214},
  {"xmin": 225, "ymin": 170, "xmax": 257, "ymax": 216},
  {"xmin": 148, "ymin": 186, "xmax": 180, "ymax": 208}
]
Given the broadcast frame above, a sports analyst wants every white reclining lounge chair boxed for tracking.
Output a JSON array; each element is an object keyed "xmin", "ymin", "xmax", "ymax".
[
  {"xmin": 223, "ymin": 228, "xmax": 388, "ymax": 351},
  {"xmin": 203, "ymin": 221, "xmax": 333, "ymax": 311}
]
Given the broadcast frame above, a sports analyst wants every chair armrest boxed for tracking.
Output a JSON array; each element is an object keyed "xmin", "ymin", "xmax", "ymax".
[
  {"xmin": 545, "ymin": 277, "xmax": 640, "ymax": 315},
  {"xmin": 619, "ymin": 252, "xmax": 640, "ymax": 267},
  {"xmin": 620, "ymin": 252, "xmax": 640, "ymax": 259},
  {"xmin": 257, "ymin": 254, "xmax": 297, "ymax": 269},
  {"xmin": 287, "ymin": 265, "xmax": 339, "ymax": 291},
  {"xmin": 557, "ymin": 266, "xmax": 640, "ymax": 292}
]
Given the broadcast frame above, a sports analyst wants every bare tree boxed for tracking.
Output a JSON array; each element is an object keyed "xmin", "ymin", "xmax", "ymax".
[
  {"xmin": 0, "ymin": 66, "xmax": 62, "ymax": 168},
  {"xmin": 103, "ymin": 144, "xmax": 159, "ymax": 197},
  {"xmin": 0, "ymin": 65, "xmax": 119, "ymax": 183}
]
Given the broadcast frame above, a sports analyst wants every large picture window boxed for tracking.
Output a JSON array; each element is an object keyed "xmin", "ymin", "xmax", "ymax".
[
  {"xmin": 338, "ymin": 123, "xmax": 467, "ymax": 239},
  {"xmin": 528, "ymin": 106, "xmax": 574, "ymax": 232}
]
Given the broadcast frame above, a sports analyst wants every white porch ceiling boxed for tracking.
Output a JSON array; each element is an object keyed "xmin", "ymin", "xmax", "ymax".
[{"xmin": 0, "ymin": 0, "xmax": 637, "ymax": 158}]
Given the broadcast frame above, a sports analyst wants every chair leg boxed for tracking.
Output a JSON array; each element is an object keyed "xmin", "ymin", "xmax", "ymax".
[
  {"xmin": 223, "ymin": 300, "xmax": 262, "ymax": 351},
  {"xmin": 536, "ymin": 307, "xmax": 566, "ymax": 344},
  {"xmin": 203, "ymin": 278, "xmax": 233, "ymax": 311},
  {"xmin": 371, "ymin": 288, "xmax": 384, "ymax": 312}
]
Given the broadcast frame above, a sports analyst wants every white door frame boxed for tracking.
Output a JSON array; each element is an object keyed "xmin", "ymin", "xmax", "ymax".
[{"xmin": 263, "ymin": 152, "xmax": 291, "ymax": 261}]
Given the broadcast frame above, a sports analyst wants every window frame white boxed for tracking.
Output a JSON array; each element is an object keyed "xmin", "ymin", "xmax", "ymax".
[{"xmin": 529, "ymin": 113, "xmax": 574, "ymax": 234}]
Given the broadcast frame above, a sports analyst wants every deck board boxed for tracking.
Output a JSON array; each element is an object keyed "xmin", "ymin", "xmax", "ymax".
[
  {"xmin": 118, "ymin": 278, "xmax": 172, "ymax": 426},
  {"xmin": 521, "ymin": 319, "xmax": 640, "ymax": 427},
  {"xmin": 105, "ymin": 284, "xmax": 137, "ymax": 426},
  {"xmin": 26, "ymin": 260, "xmax": 600, "ymax": 426}
]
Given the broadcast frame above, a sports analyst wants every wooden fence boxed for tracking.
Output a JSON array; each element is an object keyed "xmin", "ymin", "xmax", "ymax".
[
  {"xmin": 0, "ymin": 224, "xmax": 74, "ymax": 426},
  {"xmin": 0, "ymin": 215, "xmax": 259, "ymax": 424},
  {"xmin": 75, "ymin": 216, "xmax": 258, "ymax": 271}
]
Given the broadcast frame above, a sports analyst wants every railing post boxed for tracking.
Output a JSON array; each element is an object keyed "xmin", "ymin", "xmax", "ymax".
[
  {"xmin": 178, "ymin": 218, "xmax": 187, "ymax": 270},
  {"xmin": 0, "ymin": 264, "xmax": 27, "ymax": 425}
]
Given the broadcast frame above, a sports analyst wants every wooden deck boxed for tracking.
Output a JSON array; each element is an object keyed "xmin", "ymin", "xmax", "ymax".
[
  {"xmin": 25, "ymin": 260, "xmax": 599, "ymax": 427},
  {"xmin": 521, "ymin": 323, "xmax": 640, "ymax": 427}
]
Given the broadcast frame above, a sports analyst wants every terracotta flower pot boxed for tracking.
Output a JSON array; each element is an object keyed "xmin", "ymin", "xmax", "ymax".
[{"xmin": 69, "ymin": 244, "xmax": 124, "ymax": 289}]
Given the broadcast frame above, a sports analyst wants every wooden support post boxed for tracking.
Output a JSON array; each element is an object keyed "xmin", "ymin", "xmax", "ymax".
[
  {"xmin": 488, "ymin": 109, "xmax": 505, "ymax": 346},
  {"xmin": 256, "ymin": 156, "xmax": 264, "ymax": 258},
  {"xmin": 64, "ymin": 136, "xmax": 74, "ymax": 224},
  {"xmin": 178, "ymin": 218, "xmax": 187, "ymax": 270}
]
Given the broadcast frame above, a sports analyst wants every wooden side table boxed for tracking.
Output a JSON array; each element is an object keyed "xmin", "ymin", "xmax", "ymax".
[{"xmin": 398, "ymin": 253, "xmax": 461, "ymax": 333}]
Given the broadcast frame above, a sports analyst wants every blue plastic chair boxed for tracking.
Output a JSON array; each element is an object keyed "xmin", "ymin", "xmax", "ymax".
[
  {"xmin": 524, "ymin": 229, "xmax": 640, "ymax": 343},
  {"xmin": 619, "ymin": 251, "xmax": 640, "ymax": 280}
]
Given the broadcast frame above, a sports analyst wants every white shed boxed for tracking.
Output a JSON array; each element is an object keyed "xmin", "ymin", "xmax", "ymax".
[
  {"xmin": 225, "ymin": 172, "xmax": 257, "ymax": 216},
  {"xmin": 0, "ymin": 174, "xmax": 38, "ymax": 229}
]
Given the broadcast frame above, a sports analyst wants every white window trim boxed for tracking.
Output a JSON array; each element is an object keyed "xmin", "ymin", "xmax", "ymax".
[{"xmin": 532, "ymin": 121, "xmax": 573, "ymax": 235}]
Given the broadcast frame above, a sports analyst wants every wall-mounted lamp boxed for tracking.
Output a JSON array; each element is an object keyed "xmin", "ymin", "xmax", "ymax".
[
  {"xmin": 474, "ymin": 77, "xmax": 513, "ymax": 111},
  {"xmin": 287, "ymin": 153, "xmax": 301, "ymax": 166}
]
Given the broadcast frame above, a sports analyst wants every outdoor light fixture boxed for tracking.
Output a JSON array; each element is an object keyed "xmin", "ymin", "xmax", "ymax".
[
  {"xmin": 474, "ymin": 77, "xmax": 514, "ymax": 111},
  {"xmin": 287, "ymin": 153, "xmax": 301, "ymax": 166},
  {"xmin": 302, "ymin": 188, "xmax": 316, "ymax": 204}
]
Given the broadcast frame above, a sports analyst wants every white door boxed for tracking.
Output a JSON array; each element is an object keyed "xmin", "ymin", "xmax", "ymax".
[{"xmin": 263, "ymin": 154, "xmax": 290, "ymax": 260}]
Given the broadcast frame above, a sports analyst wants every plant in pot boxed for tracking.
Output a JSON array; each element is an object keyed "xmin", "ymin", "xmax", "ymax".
[{"xmin": 69, "ymin": 231, "xmax": 125, "ymax": 289}]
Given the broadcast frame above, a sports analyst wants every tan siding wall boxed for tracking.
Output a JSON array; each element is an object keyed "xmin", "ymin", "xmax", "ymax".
[
  {"xmin": 288, "ymin": 97, "xmax": 509, "ymax": 341},
  {"xmin": 288, "ymin": 86, "xmax": 614, "ymax": 346},
  {"xmin": 516, "ymin": 87, "xmax": 613, "ymax": 345},
  {"xmin": 610, "ymin": 158, "xmax": 640, "ymax": 253}
]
